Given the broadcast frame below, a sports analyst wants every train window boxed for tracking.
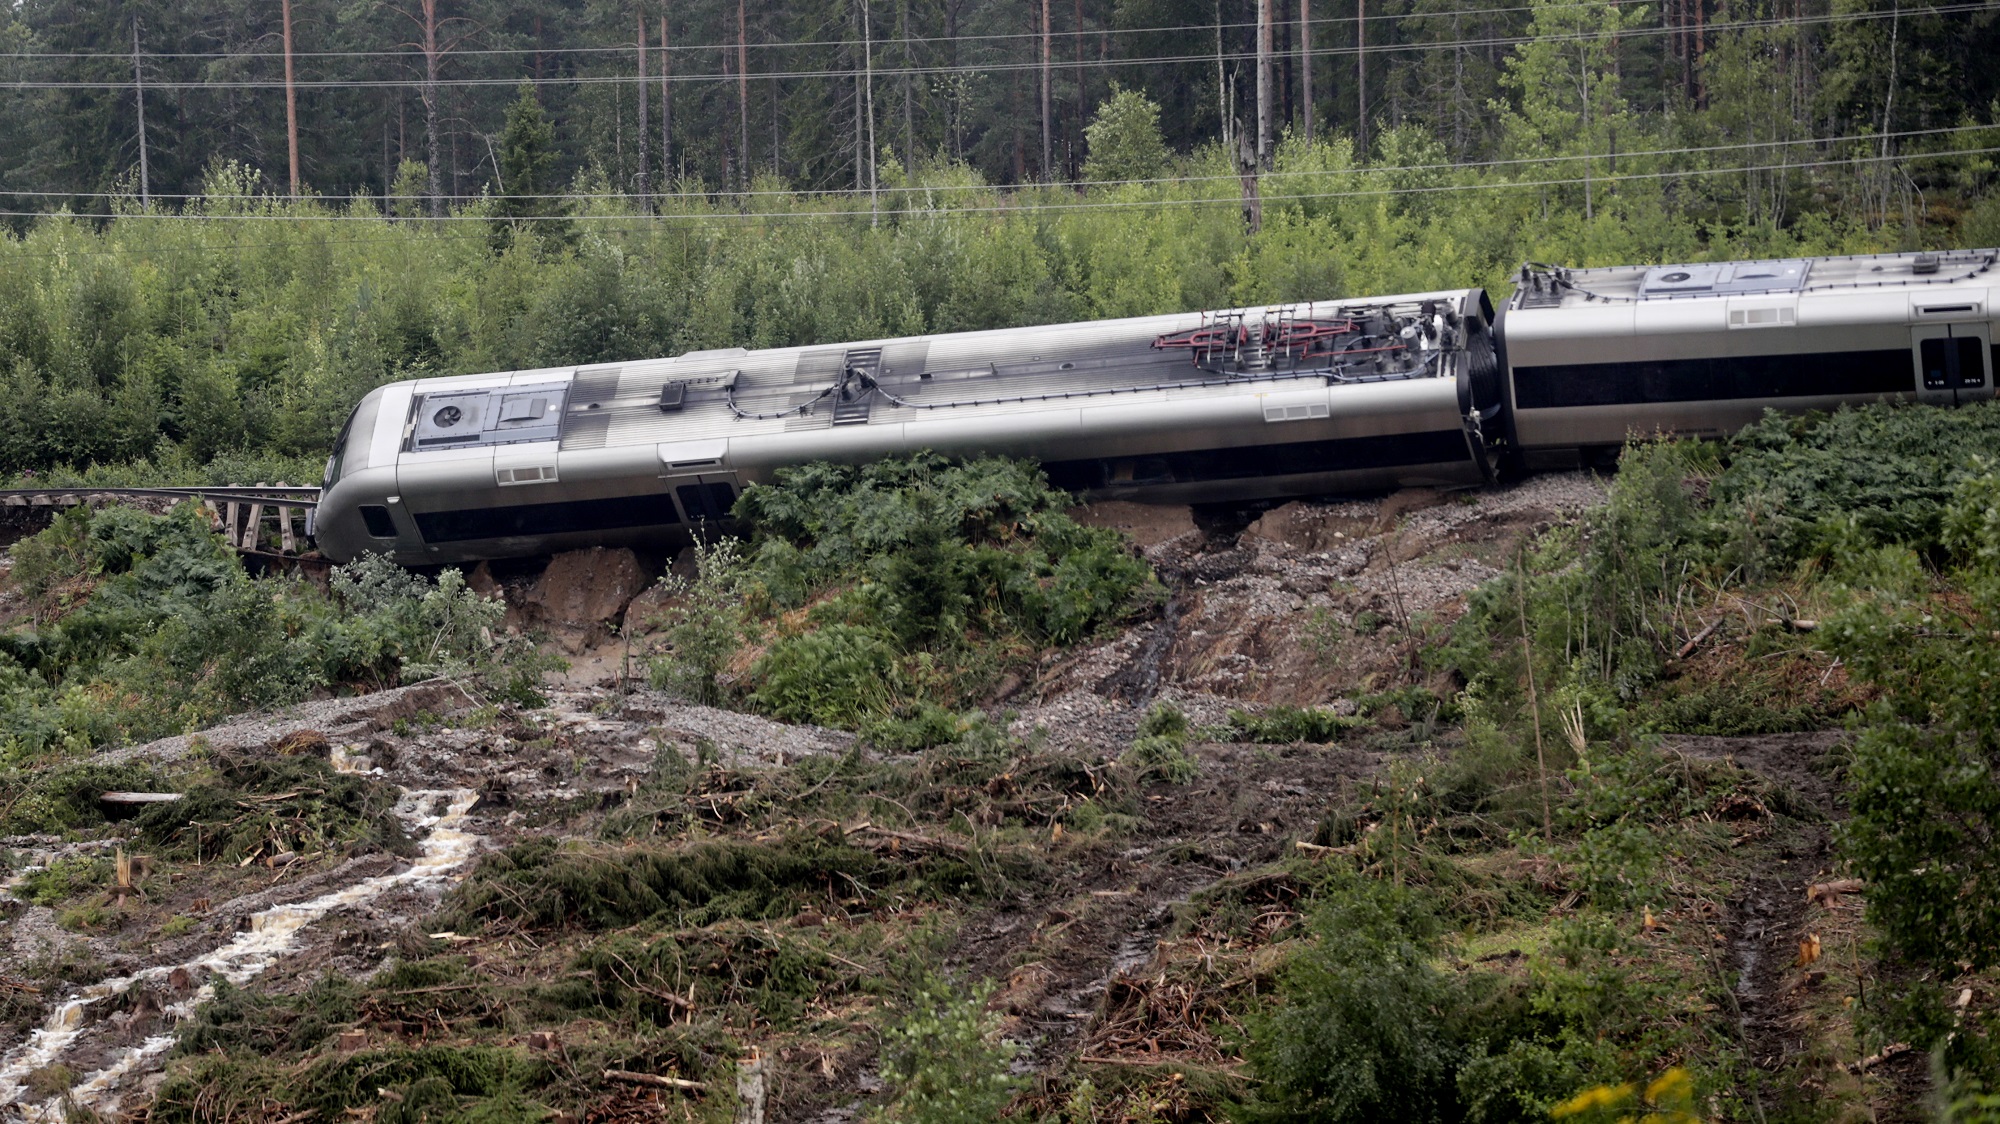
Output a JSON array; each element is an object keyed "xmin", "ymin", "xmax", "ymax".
[
  {"xmin": 359, "ymin": 505, "xmax": 397, "ymax": 538},
  {"xmin": 676, "ymin": 482, "xmax": 737, "ymax": 522},
  {"xmin": 413, "ymin": 493, "xmax": 680, "ymax": 543},
  {"xmin": 1956, "ymin": 337, "xmax": 1987, "ymax": 388},
  {"xmin": 1922, "ymin": 338, "xmax": 1951, "ymax": 389}
]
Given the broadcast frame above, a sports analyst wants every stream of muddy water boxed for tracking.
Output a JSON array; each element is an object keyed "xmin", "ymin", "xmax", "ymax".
[{"xmin": 0, "ymin": 785, "xmax": 482, "ymax": 1120}]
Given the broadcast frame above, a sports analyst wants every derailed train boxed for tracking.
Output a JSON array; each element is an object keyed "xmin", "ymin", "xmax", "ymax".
[{"xmin": 315, "ymin": 247, "xmax": 1999, "ymax": 565}]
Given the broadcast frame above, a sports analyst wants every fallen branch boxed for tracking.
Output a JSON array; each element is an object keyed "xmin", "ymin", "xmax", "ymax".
[
  {"xmin": 847, "ymin": 822, "xmax": 970, "ymax": 856},
  {"xmin": 1675, "ymin": 618, "xmax": 1723, "ymax": 660},
  {"xmin": 603, "ymin": 1069, "xmax": 707, "ymax": 1092},
  {"xmin": 1807, "ymin": 878, "xmax": 1865, "ymax": 906},
  {"xmin": 99, "ymin": 792, "xmax": 183, "ymax": 806},
  {"xmin": 1847, "ymin": 1042, "xmax": 1912, "ymax": 1073}
]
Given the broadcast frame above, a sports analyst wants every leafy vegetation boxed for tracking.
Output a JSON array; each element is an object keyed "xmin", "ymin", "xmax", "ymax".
[
  {"xmin": 1439, "ymin": 398, "xmax": 2000, "ymax": 1102},
  {"xmin": 647, "ymin": 454, "xmax": 1158, "ymax": 740}
]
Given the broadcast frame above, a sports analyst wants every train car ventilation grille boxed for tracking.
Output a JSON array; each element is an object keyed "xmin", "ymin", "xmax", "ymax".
[
  {"xmin": 1263, "ymin": 402, "xmax": 1331, "ymax": 423},
  {"xmin": 1728, "ymin": 307, "xmax": 1796, "ymax": 329},
  {"xmin": 496, "ymin": 465, "xmax": 558, "ymax": 486}
]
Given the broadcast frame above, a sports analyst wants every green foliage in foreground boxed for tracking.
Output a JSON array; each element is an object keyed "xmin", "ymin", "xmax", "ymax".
[
  {"xmin": 1444, "ymin": 400, "xmax": 2000, "ymax": 1097},
  {"xmin": 875, "ymin": 980, "xmax": 1022, "ymax": 1124},
  {"xmin": 649, "ymin": 454, "xmax": 1158, "ymax": 739},
  {"xmin": 1827, "ymin": 463, "xmax": 2000, "ymax": 1090},
  {"xmin": 0, "ymin": 504, "xmax": 553, "ymax": 765}
]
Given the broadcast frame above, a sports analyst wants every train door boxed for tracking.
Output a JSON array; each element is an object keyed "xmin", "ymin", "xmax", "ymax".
[
  {"xmin": 665, "ymin": 474, "xmax": 739, "ymax": 529},
  {"xmin": 1912, "ymin": 323, "xmax": 1992, "ymax": 406}
]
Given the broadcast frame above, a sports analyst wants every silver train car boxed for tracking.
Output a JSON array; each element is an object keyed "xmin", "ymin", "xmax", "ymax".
[
  {"xmin": 1501, "ymin": 247, "xmax": 1999, "ymax": 467},
  {"xmin": 316, "ymin": 288, "xmax": 1504, "ymax": 565},
  {"xmin": 315, "ymin": 248, "xmax": 1997, "ymax": 566}
]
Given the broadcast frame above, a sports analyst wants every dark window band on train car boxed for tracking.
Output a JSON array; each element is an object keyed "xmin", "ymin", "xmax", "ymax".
[
  {"xmin": 413, "ymin": 492, "xmax": 682, "ymax": 543},
  {"xmin": 1042, "ymin": 428, "xmax": 1472, "ymax": 491},
  {"xmin": 1510, "ymin": 348, "xmax": 1912, "ymax": 409}
]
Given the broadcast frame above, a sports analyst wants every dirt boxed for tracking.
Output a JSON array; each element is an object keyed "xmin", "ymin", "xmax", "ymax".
[{"xmin": 0, "ymin": 474, "xmax": 1923, "ymax": 1121}]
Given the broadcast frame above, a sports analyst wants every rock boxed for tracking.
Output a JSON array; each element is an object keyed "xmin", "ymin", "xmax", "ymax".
[
  {"xmin": 1069, "ymin": 501, "xmax": 1200, "ymax": 551},
  {"xmin": 521, "ymin": 547, "xmax": 651, "ymax": 653},
  {"xmin": 620, "ymin": 575, "xmax": 678, "ymax": 637},
  {"xmin": 1243, "ymin": 501, "xmax": 1375, "ymax": 554}
]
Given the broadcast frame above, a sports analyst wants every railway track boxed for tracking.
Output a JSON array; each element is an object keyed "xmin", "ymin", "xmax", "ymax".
[{"xmin": 0, "ymin": 484, "xmax": 322, "ymax": 559}]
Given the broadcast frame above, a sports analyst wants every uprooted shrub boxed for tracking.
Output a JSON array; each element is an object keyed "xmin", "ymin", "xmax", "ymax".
[{"xmin": 436, "ymin": 834, "xmax": 885, "ymax": 931}]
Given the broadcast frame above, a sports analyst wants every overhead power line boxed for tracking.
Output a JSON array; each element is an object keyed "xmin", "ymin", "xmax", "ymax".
[
  {"xmin": 0, "ymin": 3, "xmax": 1982, "ymax": 90},
  {"xmin": 3, "ymin": 145, "xmax": 1987, "ymax": 226},
  {"xmin": 0, "ymin": 0, "xmax": 1652, "ymax": 62},
  {"xmin": 0, "ymin": 122, "xmax": 1986, "ymax": 203}
]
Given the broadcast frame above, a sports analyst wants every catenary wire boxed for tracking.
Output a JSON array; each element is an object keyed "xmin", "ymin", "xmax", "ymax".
[
  {"xmin": 0, "ymin": 0, "xmax": 1656, "ymax": 61},
  {"xmin": 1, "ymin": 3, "xmax": 1984, "ymax": 89},
  {"xmin": 0, "ymin": 121, "xmax": 1986, "ymax": 203},
  {"xmin": 3, "ymin": 145, "xmax": 1986, "ymax": 226}
]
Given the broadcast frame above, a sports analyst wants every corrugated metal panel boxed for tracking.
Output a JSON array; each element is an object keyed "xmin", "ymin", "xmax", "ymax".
[
  {"xmin": 794, "ymin": 348, "xmax": 846, "ymax": 385},
  {"xmin": 880, "ymin": 340, "xmax": 930, "ymax": 379}
]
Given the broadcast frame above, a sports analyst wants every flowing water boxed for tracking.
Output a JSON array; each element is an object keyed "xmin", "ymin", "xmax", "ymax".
[{"xmin": 0, "ymin": 786, "xmax": 481, "ymax": 1120}]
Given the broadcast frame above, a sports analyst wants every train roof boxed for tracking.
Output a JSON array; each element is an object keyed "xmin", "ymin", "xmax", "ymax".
[
  {"xmin": 1511, "ymin": 247, "xmax": 2000, "ymax": 309},
  {"xmin": 392, "ymin": 289, "xmax": 1484, "ymax": 457}
]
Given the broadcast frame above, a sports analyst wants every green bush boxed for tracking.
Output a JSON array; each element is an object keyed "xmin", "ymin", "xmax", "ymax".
[
  {"xmin": 1229, "ymin": 705, "xmax": 1371, "ymax": 744},
  {"xmin": 647, "ymin": 537, "xmax": 750, "ymax": 705},
  {"xmin": 749, "ymin": 625, "xmax": 900, "ymax": 728},
  {"xmin": 1124, "ymin": 701, "xmax": 1199, "ymax": 784},
  {"xmin": 875, "ymin": 979, "xmax": 1023, "ymax": 1124},
  {"xmin": 1240, "ymin": 879, "xmax": 1462, "ymax": 1122}
]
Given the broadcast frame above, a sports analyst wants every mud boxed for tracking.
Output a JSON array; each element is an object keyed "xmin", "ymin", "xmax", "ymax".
[{"xmin": 0, "ymin": 473, "xmax": 1916, "ymax": 1120}]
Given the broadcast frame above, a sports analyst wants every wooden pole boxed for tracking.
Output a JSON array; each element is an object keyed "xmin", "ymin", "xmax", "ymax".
[
  {"xmin": 738, "ymin": 0, "xmax": 750, "ymax": 179},
  {"xmin": 1256, "ymin": 0, "xmax": 1273, "ymax": 168},
  {"xmin": 1040, "ymin": 0, "xmax": 1052, "ymax": 179},
  {"xmin": 133, "ymin": 20, "xmax": 150, "ymax": 205},
  {"xmin": 672, "ymin": 12, "xmax": 680, "ymax": 182},
  {"xmin": 282, "ymin": 0, "xmax": 300, "ymax": 197},
  {"xmin": 1355, "ymin": 0, "xmax": 1366, "ymax": 155},
  {"xmin": 637, "ymin": 11, "xmax": 650, "ymax": 200},
  {"xmin": 1299, "ymin": 0, "xmax": 1313, "ymax": 143}
]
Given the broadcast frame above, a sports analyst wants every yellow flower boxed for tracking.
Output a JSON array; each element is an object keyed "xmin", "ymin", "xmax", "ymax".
[{"xmin": 1553, "ymin": 1082, "xmax": 1636, "ymax": 1117}]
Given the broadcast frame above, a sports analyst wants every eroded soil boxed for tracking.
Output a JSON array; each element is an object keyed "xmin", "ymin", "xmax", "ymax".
[{"xmin": 0, "ymin": 473, "xmax": 1909, "ymax": 1122}]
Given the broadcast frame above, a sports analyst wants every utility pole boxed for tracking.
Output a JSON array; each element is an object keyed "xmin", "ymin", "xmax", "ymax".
[
  {"xmin": 1355, "ymin": 0, "xmax": 1367, "ymax": 155},
  {"xmin": 672, "ymin": 12, "xmax": 680, "ymax": 184},
  {"xmin": 1040, "ymin": 0, "xmax": 1052, "ymax": 180},
  {"xmin": 1216, "ymin": 1, "xmax": 1229, "ymax": 156},
  {"xmin": 132, "ymin": 19, "xmax": 149, "ymax": 207},
  {"xmin": 1072, "ymin": 0, "xmax": 1088, "ymax": 175},
  {"xmin": 862, "ymin": 0, "xmax": 878, "ymax": 221},
  {"xmin": 421, "ymin": 0, "xmax": 443, "ymax": 215},
  {"xmin": 282, "ymin": 0, "xmax": 300, "ymax": 196},
  {"xmin": 1256, "ymin": 0, "xmax": 1273, "ymax": 168},
  {"xmin": 637, "ymin": 11, "xmax": 650, "ymax": 200},
  {"xmin": 738, "ymin": 0, "xmax": 749, "ymax": 179},
  {"xmin": 1299, "ymin": 0, "xmax": 1313, "ymax": 143}
]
